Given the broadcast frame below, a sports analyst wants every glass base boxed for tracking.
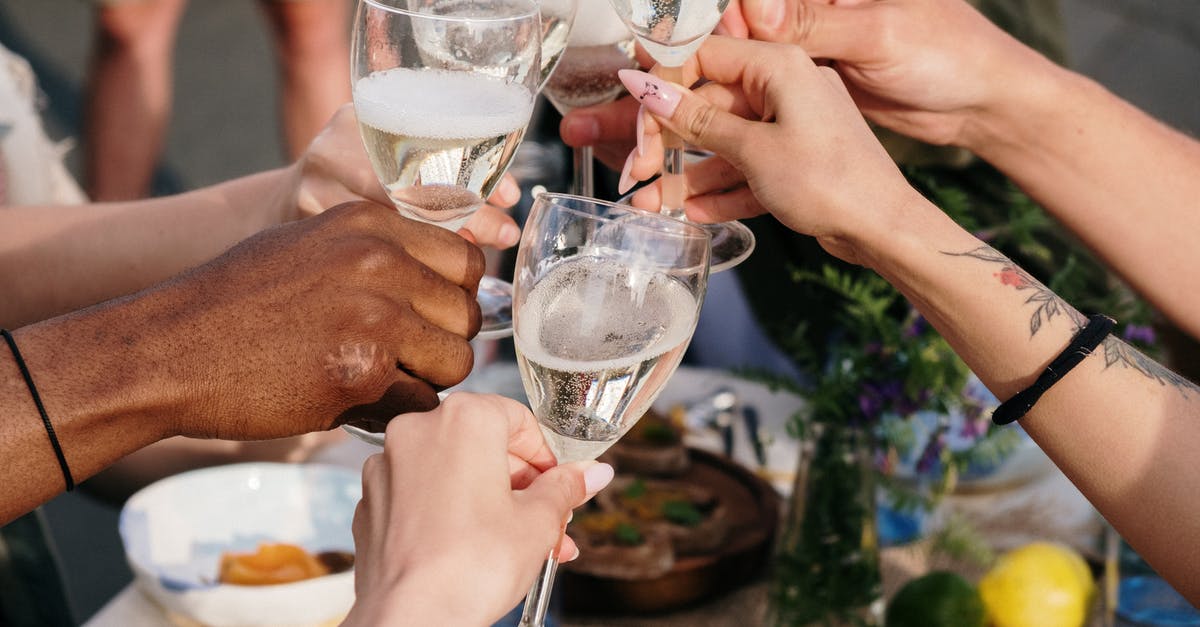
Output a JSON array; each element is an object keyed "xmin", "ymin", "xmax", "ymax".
[
  {"xmin": 477, "ymin": 275, "xmax": 514, "ymax": 340},
  {"xmin": 705, "ymin": 220, "xmax": 756, "ymax": 273},
  {"xmin": 614, "ymin": 192, "xmax": 756, "ymax": 274}
]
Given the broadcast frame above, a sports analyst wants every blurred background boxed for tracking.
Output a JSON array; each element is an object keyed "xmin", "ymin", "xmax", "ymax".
[{"xmin": 1, "ymin": 0, "xmax": 1197, "ymax": 621}]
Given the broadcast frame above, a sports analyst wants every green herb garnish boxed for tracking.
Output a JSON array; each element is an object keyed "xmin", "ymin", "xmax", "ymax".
[
  {"xmin": 662, "ymin": 500, "xmax": 703, "ymax": 527},
  {"xmin": 614, "ymin": 522, "xmax": 642, "ymax": 546},
  {"xmin": 622, "ymin": 478, "xmax": 646, "ymax": 499}
]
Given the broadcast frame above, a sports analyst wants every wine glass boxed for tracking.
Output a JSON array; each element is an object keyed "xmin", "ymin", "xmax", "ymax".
[
  {"xmin": 351, "ymin": 0, "xmax": 541, "ymax": 339},
  {"xmin": 512, "ymin": 193, "xmax": 711, "ymax": 627},
  {"xmin": 543, "ymin": 2, "xmax": 638, "ymax": 196},
  {"xmin": 608, "ymin": 0, "xmax": 756, "ymax": 272},
  {"xmin": 535, "ymin": 0, "xmax": 578, "ymax": 89}
]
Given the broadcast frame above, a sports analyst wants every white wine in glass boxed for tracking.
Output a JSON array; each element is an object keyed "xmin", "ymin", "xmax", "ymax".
[
  {"xmin": 536, "ymin": 0, "xmax": 578, "ymax": 89},
  {"xmin": 351, "ymin": 0, "xmax": 541, "ymax": 339},
  {"xmin": 543, "ymin": 1, "xmax": 637, "ymax": 196},
  {"xmin": 513, "ymin": 193, "xmax": 710, "ymax": 627}
]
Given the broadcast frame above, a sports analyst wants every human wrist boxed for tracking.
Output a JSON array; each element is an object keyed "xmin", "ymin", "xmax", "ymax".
[
  {"xmin": 957, "ymin": 52, "xmax": 1073, "ymax": 160},
  {"xmin": 344, "ymin": 569, "xmax": 495, "ymax": 627},
  {"xmin": 8, "ymin": 304, "xmax": 176, "ymax": 479}
]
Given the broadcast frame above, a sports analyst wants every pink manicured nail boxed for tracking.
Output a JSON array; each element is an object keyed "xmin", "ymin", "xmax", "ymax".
[
  {"xmin": 636, "ymin": 105, "xmax": 646, "ymax": 156},
  {"xmin": 583, "ymin": 462, "xmax": 615, "ymax": 495},
  {"xmin": 618, "ymin": 69, "xmax": 682, "ymax": 118},
  {"xmin": 617, "ymin": 152, "xmax": 637, "ymax": 195}
]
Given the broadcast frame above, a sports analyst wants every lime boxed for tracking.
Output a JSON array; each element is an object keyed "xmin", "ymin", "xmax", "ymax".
[
  {"xmin": 886, "ymin": 571, "xmax": 986, "ymax": 627},
  {"xmin": 978, "ymin": 542, "xmax": 1096, "ymax": 627}
]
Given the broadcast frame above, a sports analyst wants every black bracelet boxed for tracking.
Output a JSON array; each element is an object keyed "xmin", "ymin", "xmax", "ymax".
[
  {"xmin": 1, "ymin": 329, "xmax": 75, "ymax": 491},
  {"xmin": 992, "ymin": 314, "xmax": 1116, "ymax": 426}
]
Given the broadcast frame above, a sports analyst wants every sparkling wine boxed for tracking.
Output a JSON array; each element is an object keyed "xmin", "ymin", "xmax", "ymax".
[
  {"xmin": 514, "ymin": 256, "xmax": 698, "ymax": 463},
  {"xmin": 353, "ymin": 68, "xmax": 532, "ymax": 227},
  {"xmin": 544, "ymin": 42, "xmax": 637, "ymax": 113},
  {"xmin": 538, "ymin": 9, "xmax": 573, "ymax": 87},
  {"xmin": 608, "ymin": 0, "xmax": 730, "ymax": 66}
]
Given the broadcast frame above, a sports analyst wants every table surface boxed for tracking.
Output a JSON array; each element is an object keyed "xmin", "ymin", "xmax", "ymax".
[{"xmin": 85, "ymin": 365, "xmax": 1104, "ymax": 627}]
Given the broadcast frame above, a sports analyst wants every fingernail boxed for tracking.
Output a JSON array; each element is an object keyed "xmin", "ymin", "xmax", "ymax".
[
  {"xmin": 636, "ymin": 105, "xmax": 646, "ymax": 157},
  {"xmin": 498, "ymin": 223, "xmax": 521, "ymax": 248},
  {"xmin": 565, "ymin": 544, "xmax": 580, "ymax": 562},
  {"xmin": 758, "ymin": 0, "xmax": 786, "ymax": 29},
  {"xmin": 618, "ymin": 69, "xmax": 681, "ymax": 119},
  {"xmin": 617, "ymin": 152, "xmax": 637, "ymax": 195},
  {"xmin": 583, "ymin": 462, "xmax": 615, "ymax": 495},
  {"xmin": 567, "ymin": 511, "xmax": 574, "ymax": 524}
]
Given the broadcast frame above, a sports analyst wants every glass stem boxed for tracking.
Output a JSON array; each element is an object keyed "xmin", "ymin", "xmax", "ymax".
[
  {"xmin": 659, "ymin": 64, "xmax": 686, "ymax": 220},
  {"xmin": 517, "ymin": 550, "xmax": 560, "ymax": 627},
  {"xmin": 572, "ymin": 144, "xmax": 595, "ymax": 197}
]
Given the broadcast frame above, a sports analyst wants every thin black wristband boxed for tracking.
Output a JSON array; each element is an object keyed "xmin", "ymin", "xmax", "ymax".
[
  {"xmin": 1, "ymin": 329, "xmax": 75, "ymax": 491},
  {"xmin": 992, "ymin": 314, "xmax": 1116, "ymax": 426}
]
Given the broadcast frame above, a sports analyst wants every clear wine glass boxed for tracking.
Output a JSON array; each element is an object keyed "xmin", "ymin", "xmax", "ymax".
[
  {"xmin": 542, "ymin": 2, "xmax": 638, "ymax": 196},
  {"xmin": 512, "ymin": 192, "xmax": 710, "ymax": 627},
  {"xmin": 608, "ymin": 0, "xmax": 756, "ymax": 273},
  {"xmin": 535, "ymin": 0, "xmax": 578, "ymax": 89},
  {"xmin": 350, "ymin": 0, "xmax": 541, "ymax": 339}
]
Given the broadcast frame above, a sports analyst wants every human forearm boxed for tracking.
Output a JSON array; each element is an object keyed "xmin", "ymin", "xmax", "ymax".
[
  {"xmin": 864, "ymin": 198, "xmax": 1200, "ymax": 604},
  {"xmin": 964, "ymin": 65, "xmax": 1200, "ymax": 339},
  {"xmin": 0, "ymin": 300, "xmax": 178, "ymax": 524},
  {"xmin": 0, "ymin": 169, "xmax": 291, "ymax": 328}
]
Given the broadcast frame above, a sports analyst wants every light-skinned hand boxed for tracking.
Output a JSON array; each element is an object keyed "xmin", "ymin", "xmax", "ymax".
[{"xmin": 345, "ymin": 393, "xmax": 615, "ymax": 626}]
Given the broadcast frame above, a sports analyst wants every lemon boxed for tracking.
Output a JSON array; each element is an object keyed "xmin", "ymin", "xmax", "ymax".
[
  {"xmin": 979, "ymin": 542, "xmax": 1096, "ymax": 627},
  {"xmin": 886, "ymin": 571, "xmax": 986, "ymax": 627}
]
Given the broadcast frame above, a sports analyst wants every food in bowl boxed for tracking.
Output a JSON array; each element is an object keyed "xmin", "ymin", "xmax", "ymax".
[
  {"xmin": 218, "ymin": 543, "xmax": 354, "ymax": 586},
  {"xmin": 119, "ymin": 463, "xmax": 359, "ymax": 627}
]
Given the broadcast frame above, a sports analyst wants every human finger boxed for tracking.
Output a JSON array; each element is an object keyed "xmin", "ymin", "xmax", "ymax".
[
  {"xmin": 740, "ymin": 0, "xmax": 877, "ymax": 61},
  {"xmin": 560, "ymin": 96, "xmax": 642, "ymax": 150},
  {"xmin": 629, "ymin": 155, "xmax": 748, "ymax": 210},
  {"xmin": 460, "ymin": 204, "xmax": 521, "ymax": 250},
  {"xmin": 515, "ymin": 462, "xmax": 613, "ymax": 538},
  {"xmin": 618, "ymin": 67, "xmax": 759, "ymax": 166},
  {"xmin": 686, "ymin": 186, "xmax": 771, "ymax": 223},
  {"xmin": 500, "ymin": 395, "xmax": 558, "ymax": 475},
  {"xmin": 327, "ymin": 202, "xmax": 487, "ymax": 290},
  {"xmin": 487, "ymin": 174, "xmax": 522, "ymax": 209}
]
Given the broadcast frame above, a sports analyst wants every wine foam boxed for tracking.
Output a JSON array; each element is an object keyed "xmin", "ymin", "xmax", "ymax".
[{"xmin": 354, "ymin": 68, "xmax": 532, "ymax": 139}]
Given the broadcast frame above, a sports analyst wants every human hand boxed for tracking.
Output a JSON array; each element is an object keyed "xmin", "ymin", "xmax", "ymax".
[
  {"xmin": 125, "ymin": 200, "xmax": 486, "ymax": 439},
  {"xmin": 715, "ymin": 0, "xmax": 1058, "ymax": 149},
  {"xmin": 345, "ymin": 393, "xmax": 614, "ymax": 626},
  {"xmin": 619, "ymin": 37, "xmax": 923, "ymax": 266},
  {"xmin": 284, "ymin": 104, "xmax": 522, "ymax": 249}
]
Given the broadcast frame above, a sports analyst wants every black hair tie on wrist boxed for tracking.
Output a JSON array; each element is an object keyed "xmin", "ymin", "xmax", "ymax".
[
  {"xmin": 1, "ymin": 329, "xmax": 75, "ymax": 491},
  {"xmin": 992, "ymin": 314, "xmax": 1116, "ymax": 426}
]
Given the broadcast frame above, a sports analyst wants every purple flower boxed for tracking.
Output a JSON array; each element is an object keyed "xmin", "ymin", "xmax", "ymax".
[
  {"xmin": 903, "ymin": 316, "xmax": 928, "ymax": 339},
  {"xmin": 958, "ymin": 414, "xmax": 990, "ymax": 440},
  {"xmin": 1122, "ymin": 324, "xmax": 1157, "ymax": 345},
  {"xmin": 916, "ymin": 430, "xmax": 947, "ymax": 474},
  {"xmin": 858, "ymin": 391, "xmax": 884, "ymax": 421}
]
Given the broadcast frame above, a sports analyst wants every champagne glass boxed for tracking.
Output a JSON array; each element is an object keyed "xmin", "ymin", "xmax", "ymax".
[
  {"xmin": 351, "ymin": 0, "xmax": 541, "ymax": 339},
  {"xmin": 513, "ymin": 193, "xmax": 711, "ymax": 627},
  {"xmin": 608, "ymin": 0, "xmax": 756, "ymax": 272},
  {"xmin": 543, "ymin": 2, "xmax": 638, "ymax": 196},
  {"xmin": 536, "ymin": 0, "xmax": 578, "ymax": 89}
]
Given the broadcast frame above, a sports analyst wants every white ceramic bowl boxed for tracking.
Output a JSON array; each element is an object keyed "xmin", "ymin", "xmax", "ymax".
[{"xmin": 118, "ymin": 463, "xmax": 360, "ymax": 627}]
